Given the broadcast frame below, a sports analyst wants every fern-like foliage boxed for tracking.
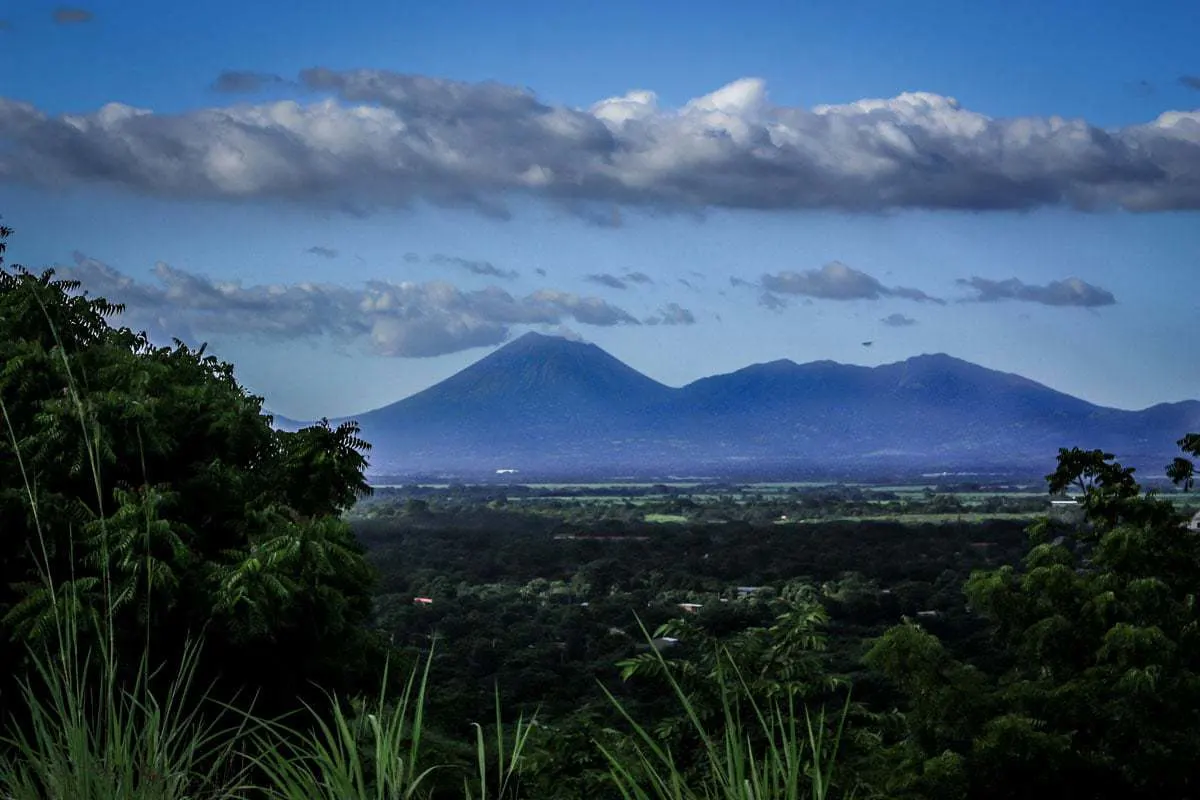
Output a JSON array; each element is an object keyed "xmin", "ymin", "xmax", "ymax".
[{"xmin": 0, "ymin": 223, "xmax": 386, "ymax": 722}]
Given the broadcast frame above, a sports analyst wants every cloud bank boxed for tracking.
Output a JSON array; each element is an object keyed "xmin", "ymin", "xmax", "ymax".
[
  {"xmin": 2, "ymin": 70, "xmax": 1199, "ymax": 217},
  {"xmin": 61, "ymin": 253, "xmax": 676, "ymax": 357},
  {"xmin": 956, "ymin": 276, "xmax": 1116, "ymax": 307}
]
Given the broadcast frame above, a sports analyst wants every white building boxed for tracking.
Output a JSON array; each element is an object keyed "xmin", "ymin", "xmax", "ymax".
[{"xmin": 1049, "ymin": 497, "xmax": 1085, "ymax": 523}]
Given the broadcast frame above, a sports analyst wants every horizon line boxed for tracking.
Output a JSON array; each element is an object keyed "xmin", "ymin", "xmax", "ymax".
[{"xmin": 264, "ymin": 331, "xmax": 1200, "ymax": 423}]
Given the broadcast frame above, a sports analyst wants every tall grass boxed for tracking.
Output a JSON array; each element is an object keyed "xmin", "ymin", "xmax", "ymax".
[
  {"xmin": 597, "ymin": 626, "xmax": 855, "ymax": 800},
  {"xmin": 0, "ymin": 279, "xmax": 255, "ymax": 799},
  {"xmin": 0, "ymin": 638, "xmax": 254, "ymax": 800},
  {"xmin": 0, "ymin": 268, "xmax": 853, "ymax": 799},
  {"xmin": 237, "ymin": 647, "xmax": 441, "ymax": 799},
  {"xmin": 464, "ymin": 686, "xmax": 537, "ymax": 800}
]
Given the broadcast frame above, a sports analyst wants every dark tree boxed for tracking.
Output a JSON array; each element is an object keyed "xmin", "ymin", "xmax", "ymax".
[{"xmin": 0, "ymin": 224, "xmax": 387, "ymax": 722}]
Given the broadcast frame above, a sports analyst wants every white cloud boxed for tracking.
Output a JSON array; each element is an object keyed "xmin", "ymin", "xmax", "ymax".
[{"xmin": 2, "ymin": 71, "xmax": 1198, "ymax": 216}]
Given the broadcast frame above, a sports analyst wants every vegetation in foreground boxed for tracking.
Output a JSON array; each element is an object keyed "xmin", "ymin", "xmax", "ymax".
[{"xmin": 2, "ymin": 221, "xmax": 1199, "ymax": 798}]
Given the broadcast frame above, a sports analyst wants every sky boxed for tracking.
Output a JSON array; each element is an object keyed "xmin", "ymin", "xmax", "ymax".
[{"xmin": 1, "ymin": 0, "xmax": 1198, "ymax": 420}]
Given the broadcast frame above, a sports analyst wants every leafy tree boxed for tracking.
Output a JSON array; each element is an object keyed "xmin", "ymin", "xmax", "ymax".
[
  {"xmin": 615, "ymin": 582, "xmax": 852, "ymax": 785},
  {"xmin": 0, "ymin": 224, "xmax": 386, "ymax": 722},
  {"xmin": 1167, "ymin": 434, "xmax": 1200, "ymax": 491},
  {"xmin": 619, "ymin": 582, "xmax": 837, "ymax": 708},
  {"xmin": 865, "ymin": 434, "xmax": 1200, "ymax": 800}
]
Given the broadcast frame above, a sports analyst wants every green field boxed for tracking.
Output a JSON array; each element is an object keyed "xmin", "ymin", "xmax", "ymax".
[
  {"xmin": 643, "ymin": 513, "xmax": 691, "ymax": 523},
  {"xmin": 785, "ymin": 511, "xmax": 1044, "ymax": 525}
]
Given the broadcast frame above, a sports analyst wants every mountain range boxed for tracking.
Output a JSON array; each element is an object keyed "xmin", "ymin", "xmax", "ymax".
[{"xmin": 269, "ymin": 332, "xmax": 1200, "ymax": 482}]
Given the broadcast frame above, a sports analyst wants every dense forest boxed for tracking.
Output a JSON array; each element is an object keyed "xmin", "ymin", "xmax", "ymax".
[{"xmin": 2, "ymin": 221, "xmax": 1200, "ymax": 799}]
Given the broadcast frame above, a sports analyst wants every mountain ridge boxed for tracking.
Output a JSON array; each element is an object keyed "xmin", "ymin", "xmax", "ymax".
[{"xmin": 266, "ymin": 333, "xmax": 1199, "ymax": 479}]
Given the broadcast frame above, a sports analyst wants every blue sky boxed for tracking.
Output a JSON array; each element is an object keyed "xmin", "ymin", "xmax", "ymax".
[{"xmin": 1, "ymin": 0, "xmax": 1197, "ymax": 419}]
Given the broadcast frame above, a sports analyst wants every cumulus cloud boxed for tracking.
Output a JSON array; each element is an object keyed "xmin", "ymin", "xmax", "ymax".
[
  {"xmin": 1181, "ymin": 76, "xmax": 1200, "ymax": 91},
  {"xmin": 644, "ymin": 302, "xmax": 696, "ymax": 325},
  {"xmin": 881, "ymin": 312, "xmax": 917, "ymax": 327},
  {"xmin": 2, "ymin": 71, "xmax": 1200, "ymax": 216},
  {"xmin": 212, "ymin": 71, "xmax": 288, "ymax": 94},
  {"xmin": 585, "ymin": 273, "xmax": 629, "ymax": 290},
  {"xmin": 548, "ymin": 324, "xmax": 585, "ymax": 342},
  {"xmin": 305, "ymin": 245, "xmax": 338, "ymax": 259},
  {"xmin": 60, "ymin": 253, "xmax": 642, "ymax": 357},
  {"xmin": 760, "ymin": 261, "xmax": 943, "ymax": 304},
  {"xmin": 525, "ymin": 289, "xmax": 640, "ymax": 326},
  {"xmin": 956, "ymin": 276, "xmax": 1116, "ymax": 307},
  {"xmin": 52, "ymin": 6, "xmax": 92, "ymax": 23}
]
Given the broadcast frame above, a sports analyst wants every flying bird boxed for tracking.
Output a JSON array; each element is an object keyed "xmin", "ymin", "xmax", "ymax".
[{"xmin": 861, "ymin": 341, "xmax": 873, "ymax": 347}]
